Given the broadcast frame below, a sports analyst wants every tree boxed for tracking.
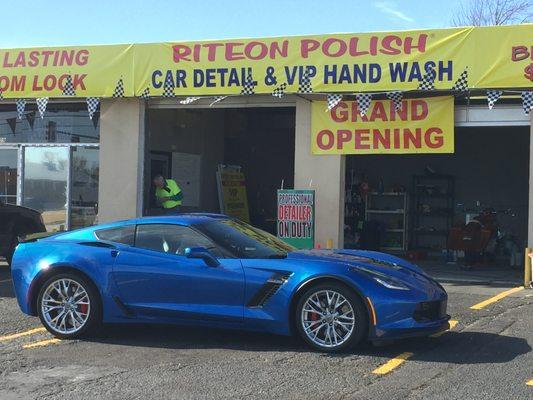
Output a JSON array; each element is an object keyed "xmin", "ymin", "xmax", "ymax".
[{"xmin": 452, "ymin": 0, "xmax": 532, "ymax": 26}]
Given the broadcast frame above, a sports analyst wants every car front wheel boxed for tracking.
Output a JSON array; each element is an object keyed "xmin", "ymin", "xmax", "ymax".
[
  {"xmin": 37, "ymin": 273, "xmax": 101, "ymax": 339},
  {"xmin": 296, "ymin": 283, "xmax": 368, "ymax": 352}
]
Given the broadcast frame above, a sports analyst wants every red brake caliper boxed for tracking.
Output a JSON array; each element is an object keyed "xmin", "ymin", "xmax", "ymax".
[{"xmin": 79, "ymin": 303, "xmax": 88, "ymax": 314}]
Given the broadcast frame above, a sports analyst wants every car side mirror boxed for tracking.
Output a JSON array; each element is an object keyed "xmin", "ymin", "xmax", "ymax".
[{"xmin": 184, "ymin": 247, "xmax": 220, "ymax": 267}]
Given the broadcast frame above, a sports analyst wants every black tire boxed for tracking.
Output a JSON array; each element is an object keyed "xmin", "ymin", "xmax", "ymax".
[
  {"xmin": 5, "ymin": 236, "xmax": 18, "ymax": 266},
  {"xmin": 295, "ymin": 282, "xmax": 368, "ymax": 353},
  {"xmin": 37, "ymin": 272, "xmax": 102, "ymax": 339}
]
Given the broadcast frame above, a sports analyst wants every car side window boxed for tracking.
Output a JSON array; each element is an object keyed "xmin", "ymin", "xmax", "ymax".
[
  {"xmin": 134, "ymin": 224, "xmax": 218, "ymax": 256},
  {"xmin": 95, "ymin": 225, "xmax": 135, "ymax": 246}
]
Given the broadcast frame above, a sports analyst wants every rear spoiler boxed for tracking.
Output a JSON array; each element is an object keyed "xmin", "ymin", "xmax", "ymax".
[{"xmin": 19, "ymin": 231, "xmax": 62, "ymax": 243}]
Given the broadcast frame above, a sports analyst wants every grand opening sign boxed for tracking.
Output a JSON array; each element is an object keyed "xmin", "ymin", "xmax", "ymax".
[{"xmin": 311, "ymin": 96, "xmax": 454, "ymax": 155}]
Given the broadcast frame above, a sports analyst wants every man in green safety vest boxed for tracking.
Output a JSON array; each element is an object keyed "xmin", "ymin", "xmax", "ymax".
[{"xmin": 153, "ymin": 174, "xmax": 183, "ymax": 214}]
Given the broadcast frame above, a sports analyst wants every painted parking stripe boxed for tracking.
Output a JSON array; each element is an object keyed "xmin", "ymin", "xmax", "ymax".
[
  {"xmin": 526, "ymin": 378, "xmax": 533, "ymax": 386},
  {"xmin": 430, "ymin": 320, "xmax": 459, "ymax": 338},
  {"xmin": 0, "ymin": 327, "xmax": 46, "ymax": 343},
  {"xmin": 0, "ymin": 278, "xmax": 12, "ymax": 284},
  {"xmin": 372, "ymin": 352, "xmax": 414, "ymax": 375},
  {"xmin": 470, "ymin": 287, "xmax": 524, "ymax": 310},
  {"xmin": 23, "ymin": 338, "xmax": 61, "ymax": 349}
]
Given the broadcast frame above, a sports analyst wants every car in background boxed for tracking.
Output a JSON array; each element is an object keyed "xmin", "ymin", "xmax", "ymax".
[
  {"xmin": 10, "ymin": 214, "xmax": 449, "ymax": 352},
  {"xmin": 0, "ymin": 202, "xmax": 46, "ymax": 265}
]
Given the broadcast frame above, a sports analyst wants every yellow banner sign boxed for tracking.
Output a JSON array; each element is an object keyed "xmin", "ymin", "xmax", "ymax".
[
  {"xmin": 311, "ymin": 96, "xmax": 454, "ymax": 155},
  {"xmin": 0, "ymin": 24, "xmax": 530, "ymax": 98}
]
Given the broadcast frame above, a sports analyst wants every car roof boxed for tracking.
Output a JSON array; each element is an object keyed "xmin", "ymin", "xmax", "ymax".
[{"xmin": 130, "ymin": 213, "xmax": 229, "ymax": 226}]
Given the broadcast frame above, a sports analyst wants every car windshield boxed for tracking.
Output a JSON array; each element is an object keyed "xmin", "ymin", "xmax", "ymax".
[{"xmin": 196, "ymin": 219, "xmax": 296, "ymax": 259}]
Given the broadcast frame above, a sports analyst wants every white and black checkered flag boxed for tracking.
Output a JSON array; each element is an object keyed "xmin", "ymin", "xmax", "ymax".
[
  {"xmin": 356, "ymin": 93, "xmax": 373, "ymax": 116},
  {"xmin": 62, "ymin": 75, "xmax": 76, "ymax": 96},
  {"xmin": 298, "ymin": 69, "xmax": 313, "ymax": 94},
  {"xmin": 522, "ymin": 91, "xmax": 533, "ymax": 115},
  {"xmin": 113, "ymin": 78, "xmax": 125, "ymax": 98},
  {"xmin": 326, "ymin": 94, "xmax": 343, "ymax": 111},
  {"xmin": 487, "ymin": 90, "xmax": 503, "ymax": 110},
  {"xmin": 210, "ymin": 96, "xmax": 228, "ymax": 107},
  {"xmin": 418, "ymin": 70, "xmax": 435, "ymax": 91},
  {"xmin": 386, "ymin": 91, "xmax": 403, "ymax": 111},
  {"xmin": 240, "ymin": 74, "xmax": 255, "ymax": 95},
  {"xmin": 452, "ymin": 68, "xmax": 468, "ymax": 92},
  {"xmin": 16, "ymin": 99, "xmax": 26, "ymax": 120},
  {"xmin": 272, "ymin": 83, "xmax": 287, "ymax": 98},
  {"xmin": 139, "ymin": 87, "xmax": 150, "ymax": 100},
  {"xmin": 162, "ymin": 74, "xmax": 175, "ymax": 97},
  {"xmin": 86, "ymin": 97, "xmax": 100, "ymax": 120},
  {"xmin": 0, "ymin": 90, "xmax": 3, "ymax": 101},
  {"xmin": 179, "ymin": 96, "xmax": 201, "ymax": 105},
  {"xmin": 36, "ymin": 97, "xmax": 49, "ymax": 119}
]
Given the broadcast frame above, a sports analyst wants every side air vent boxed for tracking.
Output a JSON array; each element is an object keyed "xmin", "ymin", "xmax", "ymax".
[{"xmin": 247, "ymin": 273, "xmax": 291, "ymax": 308}]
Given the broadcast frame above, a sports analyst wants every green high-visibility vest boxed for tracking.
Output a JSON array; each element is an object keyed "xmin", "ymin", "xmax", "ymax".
[{"xmin": 155, "ymin": 179, "xmax": 182, "ymax": 209}]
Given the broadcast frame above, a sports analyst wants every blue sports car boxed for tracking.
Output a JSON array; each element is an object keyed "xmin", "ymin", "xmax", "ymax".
[{"xmin": 11, "ymin": 214, "xmax": 449, "ymax": 352}]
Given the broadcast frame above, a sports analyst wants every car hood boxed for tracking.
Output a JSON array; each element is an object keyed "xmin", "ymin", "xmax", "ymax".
[{"xmin": 287, "ymin": 249, "xmax": 434, "ymax": 284}]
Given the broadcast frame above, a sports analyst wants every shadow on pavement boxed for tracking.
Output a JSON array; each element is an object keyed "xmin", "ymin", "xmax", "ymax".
[{"xmin": 86, "ymin": 323, "xmax": 530, "ymax": 364}]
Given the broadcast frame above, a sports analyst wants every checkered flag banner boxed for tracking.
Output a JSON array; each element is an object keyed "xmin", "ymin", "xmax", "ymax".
[
  {"xmin": 386, "ymin": 91, "xmax": 403, "ymax": 111},
  {"xmin": 0, "ymin": 90, "xmax": 3, "ymax": 100},
  {"xmin": 418, "ymin": 69, "xmax": 435, "ymax": 91},
  {"xmin": 62, "ymin": 75, "xmax": 76, "ymax": 96},
  {"xmin": 240, "ymin": 74, "xmax": 255, "ymax": 95},
  {"xmin": 522, "ymin": 91, "xmax": 533, "ymax": 115},
  {"xmin": 86, "ymin": 97, "xmax": 100, "ymax": 120},
  {"xmin": 179, "ymin": 97, "xmax": 201, "ymax": 105},
  {"xmin": 298, "ymin": 69, "xmax": 313, "ymax": 94},
  {"xmin": 36, "ymin": 97, "xmax": 49, "ymax": 119},
  {"xmin": 326, "ymin": 94, "xmax": 343, "ymax": 111},
  {"xmin": 272, "ymin": 83, "xmax": 287, "ymax": 98},
  {"xmin": 139, "ymin": 87, "xmax": 150, "ymax": 100},
  {"xmin": 162, "ymin": 74, "xmax": 176, "ymax": 97},
  {"xmin": 452, "ymin": 68, "xmax": 469, "ymax": 92},
  {"xmin": 210, "ymin": 96, "xmax": 228, "ymax": 107},
  {"xmin": 16, "ymin": 99, "xmax": 26, "ymax": 120},
  {"xmin": 487, "ymin": 90, "xmax": 503, "ymax": 110},
  {"xmin": 356, "ymin": 93, "xmax": 373, "ymax": 116},
  {"xmin": 113, "ymin": 78, "xmax": 125, "ymax": 98}
]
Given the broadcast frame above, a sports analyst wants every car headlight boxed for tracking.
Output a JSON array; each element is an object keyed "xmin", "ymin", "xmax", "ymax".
[
  {"xmin": 373, "ymin": 276, "xmax": 410, "ymax": 291},
  {"xmin": 351, "ymin": 266, "xmax": 411, "ymax": 291}
]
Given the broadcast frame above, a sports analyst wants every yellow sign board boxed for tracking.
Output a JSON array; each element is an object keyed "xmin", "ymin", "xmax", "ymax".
[
  {"xmin": 311, "ymin": 97, "xmax": 454, "ymax": 155},
  {"xmin": 0, "ymin": 24, "xmax": 531, "ymax": 98},
  {"xmin": 216, "ymin": 165, "xmax": 250, "ymax": 223}
]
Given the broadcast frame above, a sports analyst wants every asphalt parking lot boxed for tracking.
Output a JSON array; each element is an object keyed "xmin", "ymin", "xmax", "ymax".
[{"xmin": 1, "ymin": 262, "xmax": 531, "ymax": 400}]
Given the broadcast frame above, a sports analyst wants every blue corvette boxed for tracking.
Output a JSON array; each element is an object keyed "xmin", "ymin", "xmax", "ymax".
[{"xmin": 11, "ymin": 214, "xmax": 449, "ymax": 352}]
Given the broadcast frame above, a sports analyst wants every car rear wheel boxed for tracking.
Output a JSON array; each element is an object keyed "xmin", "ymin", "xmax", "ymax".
[
  {"xmin": 296, "ymin": 282, "xmax": 368, "ymax": 352},
  {"xmin": 37, "ymin": 273, "xmax": 101, "ymax": 339}
]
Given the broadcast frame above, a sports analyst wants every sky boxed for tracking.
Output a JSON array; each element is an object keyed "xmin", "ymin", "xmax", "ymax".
[{"xmin": 0, "ymin": 0, "xmax": 466, "ymax": 48}]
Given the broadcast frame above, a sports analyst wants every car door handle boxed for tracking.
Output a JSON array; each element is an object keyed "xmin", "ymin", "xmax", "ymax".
[{"xmin": 110, "ymin": 250, "xmax": 119, "ymax": 258}]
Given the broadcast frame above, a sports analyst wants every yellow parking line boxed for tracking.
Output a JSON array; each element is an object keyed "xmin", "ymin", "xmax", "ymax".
[
  {"xmin": 372, "ymin": 352, "xmax": 414, "ymax": 375},
  {"xmin": 470, "ymin": 287, "xmax": 524, "ymax": 310},
  {"xmin": 526, "ymin": 378, "xmax": 533, "ymax": 386},
  {"xmin": 0, "ymin": 327, "xmax": 46, "ymax": 342},
  {"xmin": 431, "ymin": 320, "xmax": 459, "ymax": 338},
  {"xmin": 23, "ymin": 338, "xmax": 61, "ymax": 349}
]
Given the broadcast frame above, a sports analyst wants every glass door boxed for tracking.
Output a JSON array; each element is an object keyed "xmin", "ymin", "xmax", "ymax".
[
  {"xmin": 23, "ymin": 147, "xmax": 69, "ymax": 232},
  {"xmin": 0, "ymin": 148, "xmax": 18, "ymax": 204},
  {"xmin": 70, "ymin": 147, "xmax": 99, "ymax": 229}
]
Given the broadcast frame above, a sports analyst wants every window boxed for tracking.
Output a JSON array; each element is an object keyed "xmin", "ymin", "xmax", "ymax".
[
  {"xmin": 196, "ymin": 219, "xmax": 295, "ymax": 259},
  {"xmin": 95, "ymin": 225, "xmax": 135, "ymax": 246},
  {"xmin": 135, "ymin": 224, "xmax": 217, "ymax": 256}
]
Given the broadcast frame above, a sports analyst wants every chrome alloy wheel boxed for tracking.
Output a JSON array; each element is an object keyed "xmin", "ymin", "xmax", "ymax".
[
  {"xmin": 301, "ymin": 290, "xmax": 355, "ymax": 348},
  {"xmin": 40, "ymin": 278, "xmax": 91, "ymax": 335}
]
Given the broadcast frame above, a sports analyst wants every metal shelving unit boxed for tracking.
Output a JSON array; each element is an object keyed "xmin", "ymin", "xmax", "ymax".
[{"xmin": 365, "ymin": 192, "xmax": 408, "ymax": 252}]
